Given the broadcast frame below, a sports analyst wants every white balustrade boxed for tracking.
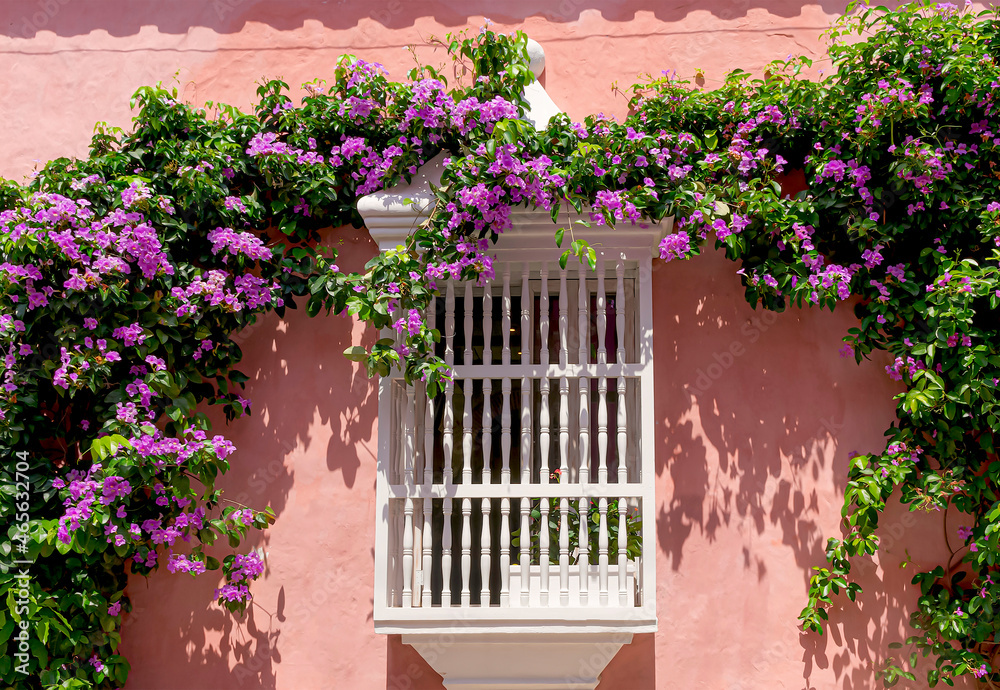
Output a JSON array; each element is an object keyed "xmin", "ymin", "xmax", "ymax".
[{"xmin": 379, "ymin": 258, "xmax": 652, "ymax": 619}]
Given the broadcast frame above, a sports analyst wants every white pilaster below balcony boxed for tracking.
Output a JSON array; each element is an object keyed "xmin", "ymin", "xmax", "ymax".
[{"xmin": 404, "ymin": 633, "xmax": 631, "ymax": 690}]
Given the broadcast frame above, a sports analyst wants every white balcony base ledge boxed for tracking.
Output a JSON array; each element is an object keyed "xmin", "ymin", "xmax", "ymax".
[{"xmin": 403, "ymin": 632, "xmax": 634, "ymax": 690}]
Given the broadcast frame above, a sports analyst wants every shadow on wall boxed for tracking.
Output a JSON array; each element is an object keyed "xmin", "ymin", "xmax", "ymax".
[
  {"xmin": 120, "ymin": 225, "xmax": 380, "ymax": 690},
  {"xmin": 3, "ymin": 0, "xmax": 849, "ymax": 39},
  {"xmin": 606, "ymin": 246, "xmax": 968, "ymax": 690}
]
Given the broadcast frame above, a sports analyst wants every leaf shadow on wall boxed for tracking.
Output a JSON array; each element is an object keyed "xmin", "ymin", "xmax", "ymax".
[
  {"xmin": 630, "ymin": 245, "xmax": 953, "ymax": 690},
  {"xmin": 3, "ymin": 0, "xmax": 849, "ymax": 39},
  {"xmin": 120, "ymin": 225, "xmax": 380, "ymax": 690}
]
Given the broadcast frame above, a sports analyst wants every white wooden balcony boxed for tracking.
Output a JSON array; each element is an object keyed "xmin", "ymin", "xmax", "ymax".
[{"xmin": 360, "ymin": 41, "xmax": 666, "ymax": 689}]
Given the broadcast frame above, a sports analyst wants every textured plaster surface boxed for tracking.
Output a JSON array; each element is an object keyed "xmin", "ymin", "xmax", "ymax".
[{"xmin": 0, "ymin": 1, "xmax": 970, "ymax": 688}]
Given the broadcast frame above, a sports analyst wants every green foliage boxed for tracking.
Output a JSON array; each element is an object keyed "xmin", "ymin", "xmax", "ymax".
[{"xmin": 3, "ymin": 4, "xmax": 1000, "ymax": 686}]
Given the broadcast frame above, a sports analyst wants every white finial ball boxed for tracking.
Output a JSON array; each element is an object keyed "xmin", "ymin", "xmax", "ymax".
[{"xmin": 526, "ymin": 38, "xmax": 545, "ymax": 78}]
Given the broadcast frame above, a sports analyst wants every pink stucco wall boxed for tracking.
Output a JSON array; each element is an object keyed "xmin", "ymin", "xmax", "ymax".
[{"xmin": 0, "ymin": 2, "xmax": 971, "ymax": 688}]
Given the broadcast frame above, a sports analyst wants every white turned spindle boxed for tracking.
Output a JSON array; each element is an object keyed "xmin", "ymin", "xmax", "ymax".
[
  {"xmin": 443, "ymin": 281, "xmax": 455, "ymax": 484},
  {"xmin": 540, "ymin": 264, "xmax": 550, "ymax": 366},
  {"xmin": 483, "ymin": 279, "xmax": 493, "ymax": 366},
  {"xmin": 597, "ymin": 376, "xmax": 609, "ymax": 484},
  {"xmin": 559, "ymin": 377, "xmax": 569, "ymax": 481},
  {"xmin": 520, "ymin": 377, "xmax": 532, "ymax": 484},
  {"xmin": 480, "ymin": 498, "xmax": 492, "ymax": 605},
  {"xmin": 539, "ymin": 376, "xmax": 550, "ymax": 485},
  {"xmin": 616, "ymin": 258, "xmax": 626, "ymax": 364},
  {"xmin": 445, "ymin": 279, "xmax": 455, "ymax": 361},
  {"xmin": 421, "ymin": 498, "xmax": 433, "ymax": 607},
  {"xmin": 482, "ymin": 282, "xmax": 493, "ymax": 485},
  {"xmin": 520, "ymin": 265, "xmax": 533, "ymax": 486},
  {"xmin": 462, "ymin": 378, "xmax": 473, "ymax": 484},
  {"xmin": 402, "ymin": 498, "xmax": 414, "ymax": 607},
  {"xmin": 539, "ymin": 499, "xmax": 550, "ymax": 606},
  {"xmin": 464, "ymin": 281, "xmax": 473, "ymax": 365},
  {"xmin": 559, "ymin": 497, "xmax": 570, "ymax": 606},
  {"xmin": 413, "ymin": 501, "xmax": 423, "ymax": 607},
  {"xmin": 596, "ymin": 257, "xmax": 607, "ymax": 364},
  {"xmin": 442, "ymin": 498, "xmax": 453, "ymax": 605},
  {"xmin": 558, "ymin": 268, "xmax": 568, "ymax": 368},
  {"xmin": 521, "ymin": 263, "xmax": 532, "ymax": 365},
  {"xmin": 393, "ymin": 506, "xmax": 403, "ymax": 606},
  {"xmin": 423, "ymin": 308, "xmax": 436, "ymax": 486},
  {"xmin": 618, "ymin": 498, "xmax": 629, "ymax": 606},
  {"xmin": 579, "ymin": 377, "xmax": 591, "ymax": 483},
  {"xmin": 404, "ymin": 387, "xmax": 415, "ymax": 485},
  {"xmin": 578, "ymin": 265, "xmax": 589, "ymax": 365},
  {"xmin": 502, "ymin": 266, "xmax": 511, "ymax": 366},
  {"xmin": 539, "ymin": 265, "xmax": 550, "ymax": 485},
  {"xmin": 461, "ymin": 498, "xmax": 472, "ymax": 606},
  {"xmin": 617, "ymin": 377, "xmax": 628, "ymax": 484},
  {"xmin": 598, "ymin": 497, "xmax": 609, "ymax": 606},
  {"xmin": 482, "ymin": 378, "xmax": 492, "ymax": 484},
  {"xmin": 500, "ymin": 498, "xmax": 511, "ymax": 606},
  {"xmin": 519, "ymin": 499, "xmax": 531, "ymax": 606},
  {"xmin": 501, "ymin": 378, "xmax": 512, "ymax": 484},
  {"xmin": 578, "ymin": 497, "xmax": 590, "ymax": 606}
]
